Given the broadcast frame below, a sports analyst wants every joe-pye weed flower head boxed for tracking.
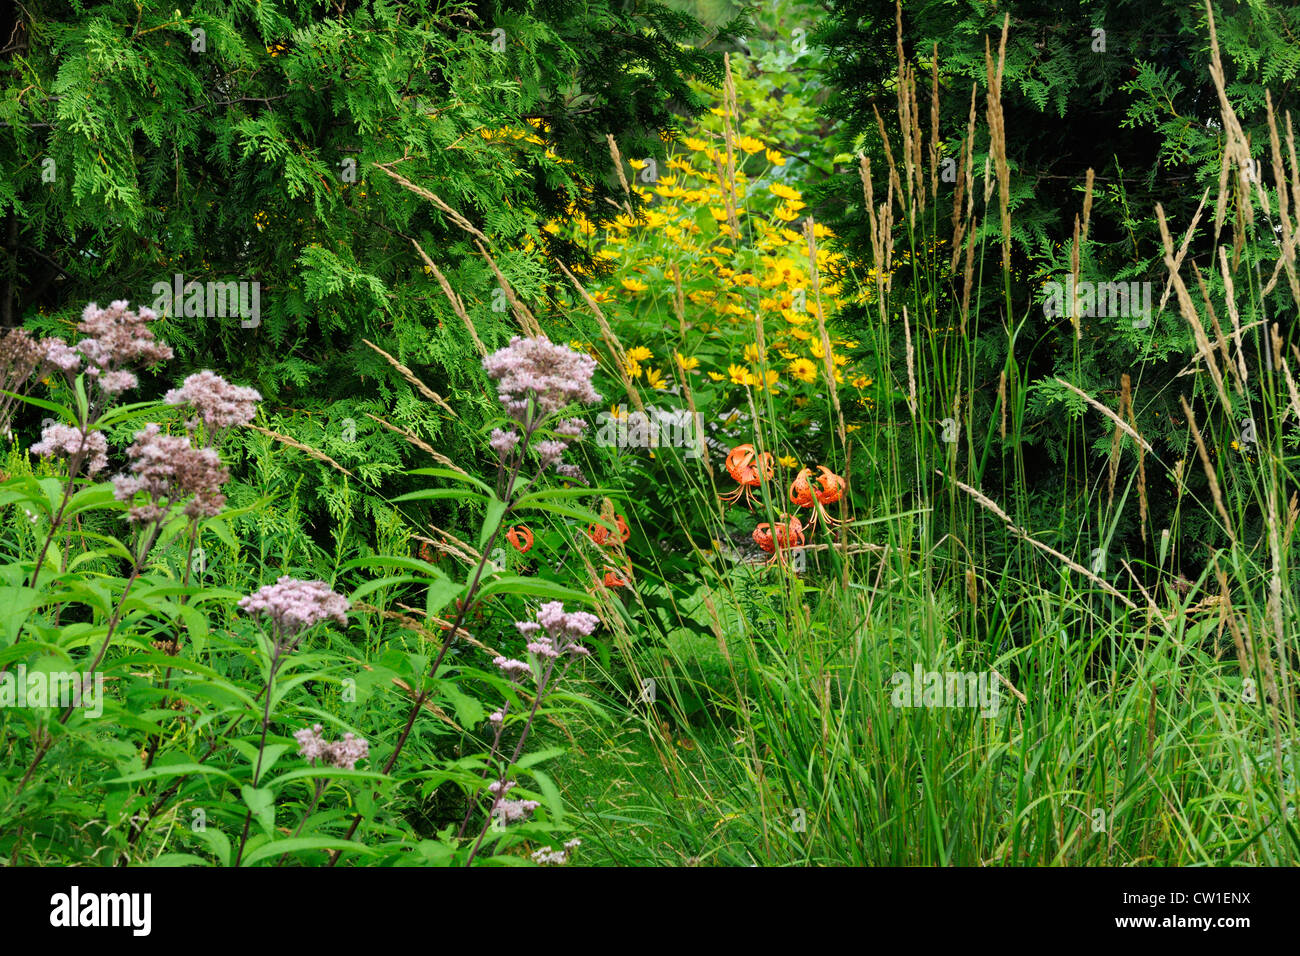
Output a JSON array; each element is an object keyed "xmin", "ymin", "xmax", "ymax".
[
  {"xmin": 164, "ymin": 370, "xmax": 262, "ymax": 435},
  {"xmin": 31, "ymin": 423, "xmax": 109, "ymax": 476},
  {"xmin": 482, "ymin": 337, "xmax": 600, "ymax": 477},
  {"xmin": 111, "ymin": 423, "xmax": 230, "ymax": 524},
  {"xmin": 239, "ymin": 576, "xmax": 350, "ymax": 643},
  {"xmin": 294, "ymin": 724, "xmax": 370, "ymax": 770},
  {"xmin": 67, "ymin": 301, "xmax": 173, "ymax": 396}
]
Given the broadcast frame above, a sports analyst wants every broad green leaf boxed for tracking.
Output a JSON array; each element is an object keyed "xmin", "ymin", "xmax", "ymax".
[
  {"xmin": 144, "ymin": 853, "xmax": 212, "ymax": 867},
  {"xmin": 391, "ymin": 488, "xmax": 487, "ymax": 506},
  {"xmin": 475, "ymin": 575, "xmax": 597, "ymax": 606},
  {"xmin": 105, "ymin": 763, "xmax": 238, "ymax": 786},
  {"xmin": 241, "ymin": 837, "xmax": 377, "ymax": 866},
  {"xmin": 241, "ymin": 785, "xmax": 277, "ymax": 833},
  {"xmin": 479, "ymin": 497, "xmax": 508, "ymax": 550},
  {"xmin": 405, "ymin": 467, "xmax": 493, "ymax": 495},
  {"xmin": 194, "ymin": 826, "xmax": 233, "ymax": 866},
  {"xmin": 0, "ymin": 586, "xmax": 40, "ymax": 646}
]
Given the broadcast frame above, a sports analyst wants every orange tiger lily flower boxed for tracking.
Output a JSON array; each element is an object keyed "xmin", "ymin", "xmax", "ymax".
[
  {"xmin": 601, "ymin": 563, "xmax": 632, "ymax": 588},
  {"xmin": 505, "ymin": 525, "xmax": 534, "ymax": 553},
  {"xmin": 721, "ymin": 443, "xmax": 775, "ymax": 508},
  {"xmin": 789, "ymin": 466, "xmax": 816, "ymax": 513},
  {"xmin": 813, "ymin": 466, "xmax": 845, "ymax": 506},
  {"xmin": 587, "ymin": 514, "xmax": 630, "ymax": 547},
  {"xmin": 789, "ymin": 465, "xmax": 847, "ymax": 526},
  {"xmin": 752, "ymin": 514, "xmax": 805, "ymax": 566}
]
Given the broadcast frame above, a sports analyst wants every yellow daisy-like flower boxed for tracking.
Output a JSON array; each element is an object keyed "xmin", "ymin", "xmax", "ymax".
[
  {"xmin": 774, "ymin": 204, "xmax": 803, "ymax": 222},
  {"xmin": 743, "ymin": 343, "xmax": 763, "ymax": 364},
  {"xmin": 789, "ymin": 358, "xmax": 817, "ymax": 383},
  {"xmin": 621, "ymin": 278, "xmax": 649, "ymax": 294},
  {"xmin": 852, "ymin": 375, "xmax": 873, "ymax": 389},
  {"xmin": 676, "ymin": 352, "xmax": 700, "ymax": 371},
  {"xmin": 625, "ymin": 359, "xmax": 643, "ymax": 379},
  {"xmin": 707, "ymin": 371, "xmax": 725, "ymax": 382},
  {"xmin": 709, "ymin": 207, "xmax": 731, "ymax": 222},
  {"xmin": 644, "ymin": 367, "xmax": 667, "ymax": 390},
  {"xmin": 778, "ymin": 455, "xmax": 799, "ymax": 468},
  {"xmin": 769, "ymin": 182, "xmax": 802, "ymax": 202},
  {"xmin": 758, "ymin": 369, "xmax": 780, "ymax": 393},
  {"xmin": 736, "ymin": 135, "xmax": 766, "ymax": 154},
  {"xmin": 609, "ymin": 403, "xmax": 628, "ymax": 420},
  {"xmin": 765, "ymin": 149, "xmax": 786, "ymax": 166},
  {"xmin": 727, "ymin": 364, "xmax": 751, "ymax": 386},
  {"xmin": 627, "ymin": 346, "xmax": 653, "ymax": 362}
]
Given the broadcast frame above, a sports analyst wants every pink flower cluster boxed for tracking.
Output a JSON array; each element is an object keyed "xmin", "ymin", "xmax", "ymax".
[
  {"xmin": 238, "ymin": 575, "xmax": 350, "ymax": 639},
  {"xmin": 487, "ymin": 780, "xmax": 540, "ymax": 825},
  {"xmin": 482, "ymin": 338, "xmax": 598, "ymax": 477},
  {"xmin": 111, "ymin": 423, "xmax": 229, "ymax": 523},
  {"xmin": 488, "ymin": 428, "xmax": 519, "ymax": 458},
  {"xmin": 482, "ymin": 336, "xmax": 600, "ymax": 420},
  {"xmin": 531, "ymin": 838, "xmax": 582, "ymax": 865},
  {"xmin": 528, "ymin": 601, "xmax": 597, "ymax": 658},
  {"xmin": 40, "ymin": 338, "xmax": 82, "ymax": 374},
  {"xmin": 493, "ymin": 656, "xmax": 531, "ymax": 680},
  {"xmin": 536, "ymin": 601, "xmax": 599, "ymax": 640},
  {"xmin": 30, "ymin": 422, "xmax": 109, "ymax": 475},
  {"xmin": 45, "ymin": 301, "xmax": 173, "ymax": 396},
  {"xmin": 164, "ymin": 370, "xmax": 261, "ymax": 433},
  {"xmin": 502, "ymin": 603, "xmax": 594, "ymax": 677},
  {"xmin": 492, "ymin": 798, "xmax": 541, "ymax": 824},
  {"xmin": 294, "ymin": 724, "xmax": 370, "ymax": 770}
]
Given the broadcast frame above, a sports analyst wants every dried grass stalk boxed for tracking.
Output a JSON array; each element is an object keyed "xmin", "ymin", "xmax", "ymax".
[{"xmin": 363, "ymin": 338, "xmax": 459, "ymax": 418}]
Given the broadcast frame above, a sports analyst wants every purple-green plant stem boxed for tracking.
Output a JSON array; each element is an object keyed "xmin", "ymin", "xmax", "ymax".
[
  {"xmin": 462, "ymin": 653, "xmax": 572, "ymax": 866},
  {"xmin": 233, "ymin": 622, "xmax": 298, "ymax": 867},
  {"xmin": 329, "ymin": 406, "xmax": 545, "ymax": 865}
]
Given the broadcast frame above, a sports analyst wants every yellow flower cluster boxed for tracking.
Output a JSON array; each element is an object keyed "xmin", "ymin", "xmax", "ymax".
[{"xmin": 529, "ymin": 122, "xmax": 876, "ymax": 435}]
